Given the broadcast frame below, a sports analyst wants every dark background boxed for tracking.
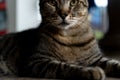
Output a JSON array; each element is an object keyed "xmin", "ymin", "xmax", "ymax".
[{"xmin": 88, "ymin": 0, "xmax": 120, "ymax": 56}]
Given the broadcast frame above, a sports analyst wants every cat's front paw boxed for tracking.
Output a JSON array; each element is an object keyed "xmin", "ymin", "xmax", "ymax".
[
  {"xmin": 107, "ymin": 60, "xmax": 120, "ymax": 77},
  {"xmin": 82, "ymin": 67, "xmax": 106, "ymax": 80}
]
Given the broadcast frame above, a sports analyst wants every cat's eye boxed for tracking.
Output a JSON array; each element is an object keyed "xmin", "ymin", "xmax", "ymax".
[
  {"xmin": 70, "ymin": 0, "xmax": 78, "ymax": 6},
  {"xmin": 48, "ymin": 0, "xmax": 57, "ymax": 6}
]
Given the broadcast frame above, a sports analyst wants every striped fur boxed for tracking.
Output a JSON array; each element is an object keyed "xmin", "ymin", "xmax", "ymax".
[{"xmin": 0, "ymin": 0, "xmax": 119, "ymax": 80}]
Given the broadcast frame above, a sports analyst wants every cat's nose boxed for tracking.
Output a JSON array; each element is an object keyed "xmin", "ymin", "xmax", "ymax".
[
  {"xmin": 58, "ymin": 9, "xmax": 69, "ymax": 20},
  {"xmin": 60, "ymin": 14, "xmax": 68, "ymax": 20}
]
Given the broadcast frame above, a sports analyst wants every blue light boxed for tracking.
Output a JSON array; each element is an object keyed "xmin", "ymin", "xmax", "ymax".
[{"xmin": 94, "ymin": 0, "xmax": 108, "ymax": 7}]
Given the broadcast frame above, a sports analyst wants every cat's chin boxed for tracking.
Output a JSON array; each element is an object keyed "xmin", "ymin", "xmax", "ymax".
[
  {"xmin": 57, "ymin": 21, "xmax": 78, "ymax": 30},
  {"xmin": 59, "ymin": 22, "xmax": 69, "ymax": 26},
  {"xmin": 57, "ymin": 24, "xmax": 75, "ymax": 30}
]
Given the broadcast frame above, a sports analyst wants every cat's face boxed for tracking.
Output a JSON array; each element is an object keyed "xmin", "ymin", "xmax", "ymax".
[{"xmin": 40, "ymin": 0, "xmax": 88, "ymax": 29}]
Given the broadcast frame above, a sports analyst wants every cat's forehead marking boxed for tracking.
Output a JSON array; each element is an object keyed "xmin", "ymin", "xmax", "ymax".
[{"xmin": 57, "ymin": 0, "xmax": 70, "ymax": 3}]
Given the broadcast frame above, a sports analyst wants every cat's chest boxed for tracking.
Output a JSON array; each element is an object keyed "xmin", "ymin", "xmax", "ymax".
[
  {"xmin": 40, "ymin": 33, "xmax": 99, "ymax": 65},
  {"xmin": 53, "ymin": 42, "xmax": 97, "ymax": 65}
]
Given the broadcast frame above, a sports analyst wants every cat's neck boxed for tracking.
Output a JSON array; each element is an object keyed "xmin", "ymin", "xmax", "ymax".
[{"xmin": 39, "ymin": 21, "xmax": 95, "ymax": 46}]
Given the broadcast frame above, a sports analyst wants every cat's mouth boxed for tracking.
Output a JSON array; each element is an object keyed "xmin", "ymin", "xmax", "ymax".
[{"xmin": 59, "ymin": 20, "xmax": 69, "ymax": 26}]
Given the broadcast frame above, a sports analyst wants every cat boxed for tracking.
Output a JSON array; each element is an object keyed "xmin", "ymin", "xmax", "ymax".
[{"xmin": 0, "ymin": 0, "xmax": 120, "ymax": 80}]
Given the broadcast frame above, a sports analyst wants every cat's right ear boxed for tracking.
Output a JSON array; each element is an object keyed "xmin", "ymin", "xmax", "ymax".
[
  {"xmin": 39, "ymin": 0, "xmax": 45, "ymax": 7},
  {"xmin": 39, "ymin": 0, "xmax": 42, "ymax": 7},
  {"xmin": 39, "ymin": 0, "xmax": 44, "ymax": 12}
]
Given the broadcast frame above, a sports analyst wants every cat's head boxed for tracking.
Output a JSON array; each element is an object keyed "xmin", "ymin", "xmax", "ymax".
[{"xmin": 40, "ymin": 0, "xmax": 88, "ymax": 29}]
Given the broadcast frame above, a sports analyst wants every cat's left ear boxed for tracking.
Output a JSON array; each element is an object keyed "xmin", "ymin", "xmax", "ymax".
[{"xmin": 83, "ymin": 0, "xmax": 89, "ymax": 7}]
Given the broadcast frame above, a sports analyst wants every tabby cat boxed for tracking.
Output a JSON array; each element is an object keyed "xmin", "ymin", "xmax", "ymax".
[{"xmin": 0, "ymin": 0, "xmax": 120, "ymax": 80}]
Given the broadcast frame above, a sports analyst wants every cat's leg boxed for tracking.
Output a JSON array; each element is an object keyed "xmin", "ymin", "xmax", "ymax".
[
  {"xmin": 94, "ymin": 57, "xmax": 120, "ymax": 78},
  {"xmin": 0, "ymin": 61, "xmax": 16, "ymax": 77},
  {"xmin": 27, "ymin": 57, "xmax": 105, "ymax": 80}
]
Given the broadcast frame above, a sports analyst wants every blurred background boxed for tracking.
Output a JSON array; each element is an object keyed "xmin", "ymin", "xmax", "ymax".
[{"xmin": 0, "ymin": 0, "xmax": 120, "ymax": 58}]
